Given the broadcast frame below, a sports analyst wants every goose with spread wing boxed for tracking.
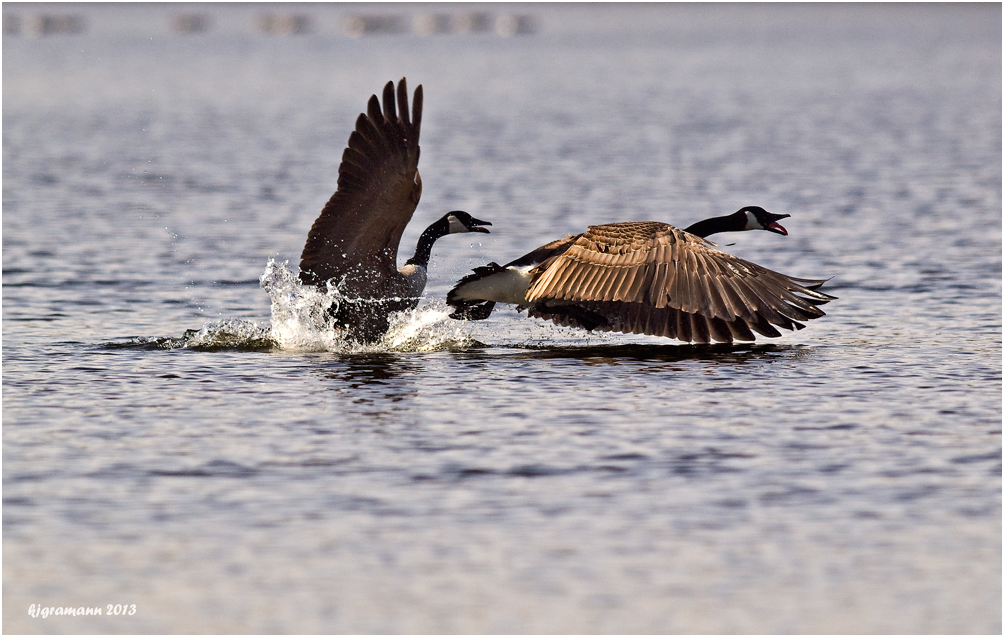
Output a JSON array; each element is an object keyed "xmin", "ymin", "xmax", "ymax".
[
  {"xmin": 298, "ymin": 78, "xmax": 490, "ymax": 342},
  {"xmin": 447, "ymin": 207, "xmax": 835, "ymax": 343}
]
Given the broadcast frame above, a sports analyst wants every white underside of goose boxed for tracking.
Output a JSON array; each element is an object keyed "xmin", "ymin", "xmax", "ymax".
[{"xmin": 449, "ymin": 265, "xmax": 534, "ymax": 306}]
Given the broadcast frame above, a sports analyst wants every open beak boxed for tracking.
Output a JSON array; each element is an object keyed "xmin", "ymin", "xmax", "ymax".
[
  {"xmin": 468, "ymin": 218, "xmax": 492, "ymax": 234},
  {"xmin": 767, "ymin": 213, "xmax": 790, "ymax": 236}
]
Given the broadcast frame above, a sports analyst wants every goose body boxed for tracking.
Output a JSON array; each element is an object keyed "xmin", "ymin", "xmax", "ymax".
[
  {"xmin": 447, "ymin": 207, "xmax": 835, "ymax": 344},
  {"xmin": 298, "ymin": 78, "xmax": 490, "ymax": 342}
]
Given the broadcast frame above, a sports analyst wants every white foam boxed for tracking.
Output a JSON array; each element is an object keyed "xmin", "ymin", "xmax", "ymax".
[
  {"xmin": 258, "ymin": 258, "xmax": 476, "ymax": 353},
  {"xmin": 379, "ymin": 303, "xmax": 475, "ymax": 352},
  {"xmin": 178, "ymin": 318, "xmax": 273, "ymax": 350}
]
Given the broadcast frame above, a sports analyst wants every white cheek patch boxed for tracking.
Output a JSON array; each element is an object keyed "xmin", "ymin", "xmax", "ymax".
[
  {"xmin": 744, "ymin": 210, "xmax": 760, "ymax": 230},
  {"xmin": 447, "ymin": 215, "xmax": 468, "ymax": 234}
]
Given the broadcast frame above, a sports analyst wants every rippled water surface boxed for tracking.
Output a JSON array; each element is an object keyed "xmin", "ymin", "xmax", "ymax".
[{"xmin": 3, "ymin": 3, "xmax": 1001, "ymax": 633}]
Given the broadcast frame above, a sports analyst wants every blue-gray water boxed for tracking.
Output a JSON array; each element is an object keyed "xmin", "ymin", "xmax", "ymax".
[{"xmin": 3, "ymin": 3, "xmax": 1001, "ymax": 633}]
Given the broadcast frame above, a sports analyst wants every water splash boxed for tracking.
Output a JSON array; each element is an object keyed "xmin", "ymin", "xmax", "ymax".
[
  {"xmin": 178, "ymin": 318, "xmax": 275, "ymax": 350},
  {"xmin": 258, "ymin": 258, "xmax": 476, "ymax": 353},
  {"xmin": 380, "ymin": 301, "xmax": 476, "ymax": 353},
  {"xmin": 259, "ymin": 257, "xmax": 343, "ymax": 351},
  {"xmin": 107, "ymin": 319, "xmax": 274, "ymax": 351}
]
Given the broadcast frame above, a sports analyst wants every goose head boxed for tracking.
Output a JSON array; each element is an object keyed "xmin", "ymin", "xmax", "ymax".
[
  {"xmin": 737, "ymin": 206, "xmax": 790, "ymax": 235},
  {"xmin": 406, "ymin": 211, "xmax": 491, "ymax": 268},
  {"xmin": 444, "ymin": 211, "xmax": 492, "ymax": 235}
]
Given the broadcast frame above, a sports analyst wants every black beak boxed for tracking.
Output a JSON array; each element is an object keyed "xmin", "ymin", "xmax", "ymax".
[
  {"xmin": 766, "ymin": 213, "xmax": 789, "ymax": 236},
  {"xmin": 468, "ymin": 218, "xmax": 492, "ymax": 233}
]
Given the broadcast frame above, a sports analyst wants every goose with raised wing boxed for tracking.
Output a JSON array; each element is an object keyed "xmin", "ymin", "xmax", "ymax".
[
  {"xmin": 447, "ymin": 207, "xmax": 835, "ymax": 343},
  {"xmin": 298, "ymin": 78, "xmax": 491, "ymax": 342}
]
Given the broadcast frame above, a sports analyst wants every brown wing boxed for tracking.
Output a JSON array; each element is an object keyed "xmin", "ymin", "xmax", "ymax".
[
  {"xmin": 299, "ymin": 78, "xmax": 423, "ymax": 292},
  {"xmin": 504, "ymin": 234, "xmax": 581, "ymax": 268},
  {"xmin": 525, "ymin": 221, "xmax": 835, "ymax": 342}
]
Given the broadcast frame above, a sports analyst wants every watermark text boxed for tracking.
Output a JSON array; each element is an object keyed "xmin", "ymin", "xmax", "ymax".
[{"xmin": 28, "ymin": 604, "xmax": 136, "ymax": 618}]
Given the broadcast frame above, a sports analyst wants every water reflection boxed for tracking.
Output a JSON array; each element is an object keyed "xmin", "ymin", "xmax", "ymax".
[
  {"xmin": 452, "ymin": 342, "xmax": 815, "ymax": 365},
  {"xmin": 308, "ymin": 353, "xmax": 423, "ymax": 422},
  {"xmin": 311, "ymin": 352, "xmax": 422, "ymax": 384}
]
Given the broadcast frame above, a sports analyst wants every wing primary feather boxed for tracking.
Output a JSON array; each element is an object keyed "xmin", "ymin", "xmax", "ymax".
[
  {"xmin": 676, "ymin": 308, "xmax": 692, "ymax": 342},
  {"xmin": 744, "ymin": 276, "xmax": 816, "ymax": 323},
  {"xmin": 665, "ymin": 308, "xmax": 679, "ymax": 340},
  {"xmin": 343, "ymin": 143, "xmax": 374, "ymax": 169},
  {"xmin": 382, "ymin": 81, "xmax": 397, "ymax": 122},
  {"xmin": 660, "ymin": 259, "xmax": 679, "ymax": 309},
  {"xmin": 640, "ymin": 305, "xmax": 658, "ymax": 337},
  {"xmin": 644, "ymin": 306, "xmax": 661, "ymax": 338},
  {"xmin": 397, "ymin": 78, "xmax": 411, "ymax": 127},
  {"xmin": 683, "ymin": 250, "xmax": 702, "ymax": 314},
  {"xmin": 355, "ymin": 113, "xmax": 384, "ymax": 149},
  {"xmin": 718, "ymin": 276, "xmax": 760, "ymax": 323},
  {"xmin": 655, "ymin": 307, "xmax": 670, "ymax": 337},
  {"xmin": 788, "ymin": 276, "xmax": 836, "ymax": 296},
  {"xmin": 707, "ymin": 316, "xmax": 733, "ymax": 343},
  {"xmin": 345, "ymin": 133, "xmax": 375, "ymax": 160},
  {"xmin": 746, "ymin": 311, "xmax": 782, "ymax": 338},
  {"xmin": 690, "ymin": 255, "xmax": 712, "ymax": 315},
  {"xmin": 691, "ymin": 313, "xmax": 711, "ymax": 344},
  {"xmin": 764, "ymin": 275, "xmax": 828, "ymax": 317},
  {"xmin": 623, "ymin": 303, "xmax": 640, "ymax": 334},
  {"xmin": 649, "ymin": 262, "xmax": 670, "ymax": 308},
  {"xmin": 412, "ymin": 85, "xmax": 423, "ymax": 133},
  {"xmin": 726, "ymin": 319, "xmax": 757, "ymax": 342},
  {"xmin": 704, "ymin": 275, "xmax": 732, "ymax": 321},
  {"xmin": 751, "ymin": 271, "xmax": 821, "ymax": 312},
  {"xmin": 655, "ymin": 307, "xmax": 671, "ymax": 341},
  {"xmin": 367, "ymin": 94, "xmax": 383, "ymax": 126},
  {"xmin": 640, "ymin": 304, "xmax": 655, "ymax": 335},
  {"xmin": 729, "ymin": 276, "xmax": 794, "ymax": 328},
  {"xmin": 668, "ymin": 256, "xmax": 689, "ymax": 312},
  {"xmin": 694, "ymin": 271, "xmax": 718, "ymax": 319},
  {"xmin": 724, "ymin": 275, "xmax": 774, "ymax": 320}
]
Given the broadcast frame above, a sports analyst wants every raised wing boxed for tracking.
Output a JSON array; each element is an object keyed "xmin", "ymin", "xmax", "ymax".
[
  {"xmin": 524, "ymin": 222, "xmax": 835, "ymax": 342},
  {"xmin": 299, "ymin": 78, "xmax": 423, "ymax": 292}
]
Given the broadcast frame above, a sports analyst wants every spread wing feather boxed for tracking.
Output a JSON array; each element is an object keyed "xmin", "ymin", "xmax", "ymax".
[
  {"xmin": 524, "ymin": 221, "xmax": 835, "ymax": 343},
  {"xmin": 299, "ymin": 78, "xmax": 423, "ymax": 292}
]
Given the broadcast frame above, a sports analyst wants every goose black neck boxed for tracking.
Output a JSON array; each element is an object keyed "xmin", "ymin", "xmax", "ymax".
[
  {"xmin": 683, "ymin": 213, "xmax": 742, "ymax": 238},
  {"xmin": 405, "ymin": 219, "xmax": 449, "ymax": 267}
]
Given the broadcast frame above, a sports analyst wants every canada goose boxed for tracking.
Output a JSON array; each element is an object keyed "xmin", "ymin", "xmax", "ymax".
[
  {"xmin": 447, "ymin": 207, "xmax": 835, "ymax": 343},
  {"xmin": 298, "ymin": 78, "xmax": 491, "ymax": 342}
]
